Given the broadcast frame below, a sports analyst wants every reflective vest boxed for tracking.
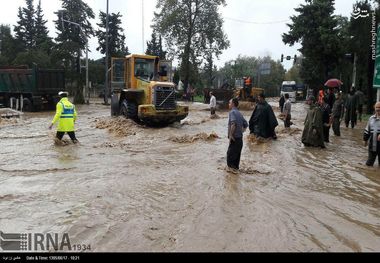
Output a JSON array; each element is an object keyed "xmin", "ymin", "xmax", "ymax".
[
  {"xmin": 51, "ymin": 98, "xmax": 77, "ymax": 132},
  {"xmin": 245, "ymin": 77, "xmax": 252, "ymax": 86}
]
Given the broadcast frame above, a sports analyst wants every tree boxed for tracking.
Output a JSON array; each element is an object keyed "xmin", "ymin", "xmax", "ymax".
[
  {"xmin": 285, "ymin": 56, "xmax": 302, "ymax": 83},
  {"xmin": 201, "ymin": 2, "xmax": 230, "ymax": 88},
  {"xmin": 348, "ymin": 0, "xmax": 376, "ymax": 112},
  {"xmin": 218, "ymin": 55, "xmax": 285, "ymax": 96},
  {"xmin": 96, "ymin": 11, "xmax": 129, "ymax": 60},
  {"xmin": 54, "ymin": 0, "xmax": 95, "ymax": 104},
  {"xmin": 35, "ymin": 0, "xmax": 53, "ymax": 53},
  {"xmin": 146, "ymin": 31, "xmax": 167, "ymax": 59},
  {"xmin": 153, "ymin": 0, "xmax": 229, "ymax": 92},
  {"xmin": 0, "ymin": 25, "xmax": 19, "ymax": 65},
  {"xmin": 14, "ymin": 0, "xmax": 36, "ymax": 50},
  {"xmin": 13, "ymin": 50, "xmax": 51, "ymax": 68},
  {"xmin": 283, "ymin": 0, "xmax": 343, "ymax": 92}
]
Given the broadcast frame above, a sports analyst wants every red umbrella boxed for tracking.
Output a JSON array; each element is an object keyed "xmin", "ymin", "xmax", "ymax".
[{"xmin": 324, "ymin": 79, "xmax": 343, "ymax": 88}]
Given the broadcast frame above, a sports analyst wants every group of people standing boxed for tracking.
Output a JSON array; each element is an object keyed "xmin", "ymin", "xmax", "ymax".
[
  {"xmin": 225, "ymin": 88, "xmax": 380, "ymax": 173},
  {"xmin": 301, "ymin": 87, "xmax": 364, "ymax": 148},
  {"xmin": 301, "ymin": 87, "xmax": 380, "ymax": 167},
  {"xmin": 226, "ymin": 94, "xmax": 279, "ymax": 172}
]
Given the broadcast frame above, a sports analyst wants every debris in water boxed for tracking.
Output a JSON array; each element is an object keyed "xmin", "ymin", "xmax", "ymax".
[
  {"xmin": 238, "ymin": 102, "xmax": 255, "ymax": 111},
  {"xmin": 239, "ymin": 168, "xmax": 271, "ymax": 175},
  {"xmin": 94, "ymin": 117, "xmax": 138, "ymax": 137},
  {"xmin": 181, "ymin": 117, "xmax": 211, "ymax": 126},
  {"xmin": 0, "ymin": 118, "xmax": 19, "ymax": 127},
  {"xmin": 170, "ymin": 132, "xmax": 220, "ymax": 143},
  {"xmin": 277, "ymin": 127, "xmax": 302, "ymax": 136},
  {"xmin": 247, "ymin": 134, "xmax": 271, "ymax": 144}
]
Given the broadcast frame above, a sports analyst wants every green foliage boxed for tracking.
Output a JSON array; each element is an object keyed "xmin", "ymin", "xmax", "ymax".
[
  {"xmin": 54, "ymin": 0, "xmax": 94, "ymax": 55},
  {"xmin": 54, "ymin": 0, "xmax": 95, "ymax": 104},
  {"xmin": 349, "ymin": 1, "xmax": 372, "ymax": 88},
  {"xmin": 217, "ymin": 55, "xmax": 285, "ymax": 97},
  {"xmin": 146, "ymin": 31, "xmax": 167, "ymax": 59},
  {"xmin": 35, "ymin": 0, "xmax": 53, "ymax": 52},
  {"xmin": 88, "ymin": 59, "xmax": 105, "ymax": 85},
  {"xmin": 14, "ymin": 0, "xmax": 36, "ymax": 50},
  {"xmin": 96, "ymin": 11, "xmax": 129, "ymax": 59},
  {"xmin": 283, "ymin": 0, "xmax": 343, "ymax": 90},
  {"xmin": 285, "ymin": 56, "xmax": 302, "ymax": 83},
  {"xmin": 10, "ymin": 0, "xmax": 53, "ymax": 65},
  {"xmin": 153, "ymin": 0, "xmax": 229, "ymax": 92},
  {"xmin": 0, "ymin": 25, "xmax": 19, "ymax": 64},
  {"xmin": 13, "ymin": 49, "xmax": 51, "ymax": 67}
]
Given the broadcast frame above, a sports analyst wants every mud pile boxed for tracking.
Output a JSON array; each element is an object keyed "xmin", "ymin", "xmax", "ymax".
[
  {"xmin": 170, "ymin": 132, "xmax": 220, "ymax": 143},
  {"xmin": 94, "ymin": 117, "xmax": 139, "ymax": 137}
]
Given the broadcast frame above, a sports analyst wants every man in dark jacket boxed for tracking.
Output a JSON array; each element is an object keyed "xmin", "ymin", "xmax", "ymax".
[
  {"xmin": 279, "ymin": 95, "xmax": 285, "ymax": 113},
  {"xmin": 345, "ymin": 89, "xmax": 358, "ymax": 129},
  {"xmin": 249, "ymin": 93, "xmax": 278, "ymax": 139}
]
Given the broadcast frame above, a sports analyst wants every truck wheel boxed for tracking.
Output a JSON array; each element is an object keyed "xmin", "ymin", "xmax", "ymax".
[
  {"xmin": 23, "ymin": 98, "xmax": 33, "ymax": 112},
  {"xmin": 9, "ymin": 97, "xmax": 17, "ymax": 109},
  {"xmin": 111, "ymin": 94, "xmax": 119, "ymax": 117}
]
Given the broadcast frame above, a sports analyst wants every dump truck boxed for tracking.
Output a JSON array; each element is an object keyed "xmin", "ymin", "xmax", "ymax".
[
  {"xmin": 110, "ymin": 54, "xmax": 189, "ymax": 126},
  {"xmin": 0, "ymin": 65, "xmax": 65, "ymax": 111}
]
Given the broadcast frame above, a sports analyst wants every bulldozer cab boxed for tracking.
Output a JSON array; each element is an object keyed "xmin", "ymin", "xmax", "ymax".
[
  {"xmin": 158, "ymin": 60, "xmax": 172, "ymax": 82},
  {"xmin": 111, "ymin": 55, "xmax": 175, "ymax": 92},
  {"xmin": 111, "ymin": 54, "xmax": 160, "ymax": 92}
]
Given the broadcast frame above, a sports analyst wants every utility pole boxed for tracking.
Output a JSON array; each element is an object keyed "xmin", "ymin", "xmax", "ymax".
[
  {"xmin": 352, "ymin": 53, "xmax": 357, "ymax": 90},
  {"xmin": 142, "ymin": 0, "xmax": 145, "ymax": 53},
  {"xmin": 61, "ymin": 16, "xmax": 89, "ymax": 104},
  {"xmin": 104, "ymin": 0, "xmax": 110, "ymax": 105}
]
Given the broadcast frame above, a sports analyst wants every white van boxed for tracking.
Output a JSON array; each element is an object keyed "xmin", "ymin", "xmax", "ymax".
[{"xmin": 281, "ymin": 81, "xmax": 297, "ymax": 103}]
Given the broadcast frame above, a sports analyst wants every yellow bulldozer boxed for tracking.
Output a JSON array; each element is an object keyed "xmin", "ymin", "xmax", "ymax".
[
  {"xmin": 110, "ymin": 54, "xmax": 189, "ymax": 126},
  {"xmin": 234, "ymin": 77, "xmax": 264, "ymax": 101}
]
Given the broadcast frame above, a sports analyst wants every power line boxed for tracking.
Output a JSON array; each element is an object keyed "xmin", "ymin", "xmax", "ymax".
[{"xmin": 224, "ymin": 17, "xmax": 290, "ymax": 25}]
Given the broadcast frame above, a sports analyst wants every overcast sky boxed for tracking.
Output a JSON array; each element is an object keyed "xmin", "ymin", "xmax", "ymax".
[{"xmin": 0, "ymin": 0, "xmax": 359, "ymax": 70}]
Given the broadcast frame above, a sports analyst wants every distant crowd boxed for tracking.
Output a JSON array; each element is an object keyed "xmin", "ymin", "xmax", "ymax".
[{"xmin": 218, "ymin": 87, "xmax": 380, "ymax": 173}]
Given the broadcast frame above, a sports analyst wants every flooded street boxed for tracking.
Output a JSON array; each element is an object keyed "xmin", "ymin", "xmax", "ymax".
[{"xmin": 0, "ymin": 99, "xmax": 379, "ymax": 252}]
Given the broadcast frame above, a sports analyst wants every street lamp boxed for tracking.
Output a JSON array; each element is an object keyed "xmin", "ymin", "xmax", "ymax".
[
  {"xmin": 104, "ymin": 0, "xmax": 110, "ymax": 105},
  {"xmin": 61, "ymin": 15, "xmax": 89, "ymax": 104},
  {"xmin": 345, "ymin": 53, "xmax": 357, "ymax": 90}
]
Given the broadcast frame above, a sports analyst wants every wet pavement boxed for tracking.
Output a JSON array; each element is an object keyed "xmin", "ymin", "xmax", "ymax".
[{"xmin": 0, "ymin": 99, "xmax": 379, "ymax": 252}]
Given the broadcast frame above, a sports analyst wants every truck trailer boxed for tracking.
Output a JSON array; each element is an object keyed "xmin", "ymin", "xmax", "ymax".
[{"xmin": 0, "ymin": 65, "xmax": 65, "ymax": 112}]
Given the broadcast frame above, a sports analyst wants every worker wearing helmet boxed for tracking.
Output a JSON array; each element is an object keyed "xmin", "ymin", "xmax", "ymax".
[
  {"xmin": 244, "ymin": 77, "xmax": 252, "ymax": 98},
  {"xmin": 49, "ymin": 91, "xmax": 78, "ymax": 144}
]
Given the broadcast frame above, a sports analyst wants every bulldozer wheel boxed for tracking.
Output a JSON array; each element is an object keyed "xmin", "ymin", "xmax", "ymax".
[
  {"xmin": 127, "ymin": 102, "xmax": 138, "ymax": 120},
  {"xmin": 120, "ymin": 100, "xmax": 128, "ymax": 117},
  {"xmin": 120, "ymin": 100, "xmax": 138, "ymax": 121},
  {"xmin": 111, "ymin": 94, "xmax": 120, "ymax": 116}
]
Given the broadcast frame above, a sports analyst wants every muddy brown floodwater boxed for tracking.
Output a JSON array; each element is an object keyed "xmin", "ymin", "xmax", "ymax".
[{"xmin": 0, "ymin": 99, "xmax": 379, "ymax": 252}]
